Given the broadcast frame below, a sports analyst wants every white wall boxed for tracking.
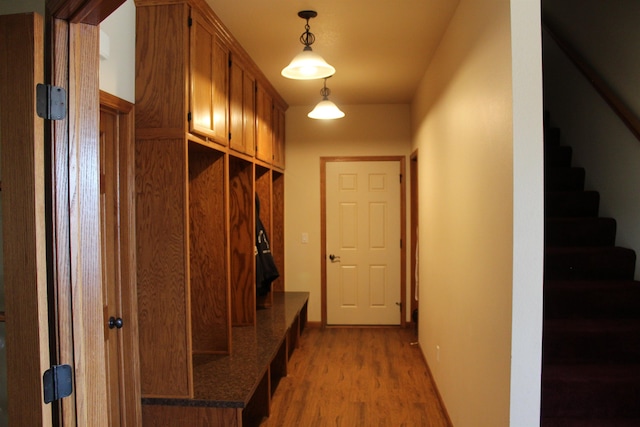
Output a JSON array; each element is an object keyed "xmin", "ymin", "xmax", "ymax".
[
  {"xmin": 284, "ymin": 104, "xmax": 412, "ymax": 323},
  {"xmin": 99, "ymin": 0, "xmax": 135, "ymax": 103},
  {"xmin": 411, "ymin": 0, "xmax": 543, "ymax": 425},
  {"xmin": 543, "ymin": 1, "xmax": 640, "ymax": 279}
]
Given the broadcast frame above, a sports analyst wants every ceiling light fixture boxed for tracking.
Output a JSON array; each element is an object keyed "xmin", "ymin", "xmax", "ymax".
[
  {"xmin": 281, "ymin": 10, "xmax": 335, "ymax": 80},
  {"xmin": 308, "ymin": 77, "xmax": 345, "ymax": 120}
]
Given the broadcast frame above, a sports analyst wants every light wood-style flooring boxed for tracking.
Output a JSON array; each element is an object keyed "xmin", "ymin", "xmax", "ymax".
[{"xmin": 261, "ymin": 327, "xmax": 451, "ymax": 427}]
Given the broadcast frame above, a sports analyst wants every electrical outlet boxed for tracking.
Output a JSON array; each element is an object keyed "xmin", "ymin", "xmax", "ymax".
[{"xmin": 301, "ymin": 232, "xmax": 309, "ymax": 244}]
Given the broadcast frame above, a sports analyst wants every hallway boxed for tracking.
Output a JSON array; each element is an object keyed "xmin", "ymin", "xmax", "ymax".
[{"xmin": 260, "ymin": 328, "xmax": 451, "ymax": 427}]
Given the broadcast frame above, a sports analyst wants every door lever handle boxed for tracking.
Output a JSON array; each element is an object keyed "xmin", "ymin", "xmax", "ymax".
[{"xmin": 329, "ymin": 254, "xmax": 341, "ymax": 263}]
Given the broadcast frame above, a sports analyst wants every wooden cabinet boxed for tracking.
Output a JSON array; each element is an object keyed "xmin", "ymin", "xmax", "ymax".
[
  {"xmin": 134, "ymin": 0, "xmax": 288, "ymax": 405},
  {"xmin": 189, "ymin": 8, "xmax": 229, "ymax": 145},
  {"xmin": 229, "ymin": 55, "xmax": 256, "ymax": 156}
]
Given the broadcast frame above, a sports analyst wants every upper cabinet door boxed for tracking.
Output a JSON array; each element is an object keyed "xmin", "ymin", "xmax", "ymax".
[
  {"xmin": 255, "ymin": 83, "xmax": 273, "ymax": 163},
  {"xmin": 190, "ymin": 9, "xmax": 229, "ymax": 146},
  {"xmin": 229, "ymin": 56, "xmax": 256, "ymax": 156},
  {"xmin": 272, "ymin": 103, "xmax": 286, "ymax": 169}
]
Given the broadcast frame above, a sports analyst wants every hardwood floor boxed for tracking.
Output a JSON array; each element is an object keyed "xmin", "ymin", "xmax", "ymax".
[{"xmin": 261, "ymin": 327, "xmax": 451, "ymax": 427}]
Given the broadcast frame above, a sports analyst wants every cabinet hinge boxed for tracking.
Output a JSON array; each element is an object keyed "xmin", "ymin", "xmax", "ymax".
[
  {"xmin": 188, "ymin": 16, "xmax": 192, "ymax": 27},
  {"xmin": 43, "ymin": 364, "xmax": 73, "ymax": 404},
  {"xmin": 399, "ymin": 173, "xmax": 403, "ymax": 183},
  {"xmin": 187, "ymin": 112, "xmax": 192, "ymax": 122},
  {"xmin": 36, "ymin": 84, "xmax": 66, "ymax": 120},
  {"xmin": 228, "ymin": 132, "xmax": 232, "ymax": 140}
]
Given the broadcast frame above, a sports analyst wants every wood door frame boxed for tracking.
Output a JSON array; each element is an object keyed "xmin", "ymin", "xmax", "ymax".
[
  {"xmin": 320, "ymin": 156, "xmax": 407, "ymax": 328},
  {"xmin": 100, "ymin": 90, "xmax": 142, "ymax": 426},
  {"xmin": 410, "ymin": 149, "xmax": 419, "ymax": 328},
  {"xmin": 47, "ymin": 1, "xmax": 126, "ymax": 426}
]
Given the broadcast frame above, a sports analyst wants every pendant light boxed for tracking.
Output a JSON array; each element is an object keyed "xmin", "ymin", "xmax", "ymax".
[
  {"xmin": 281, "ymin": 10, "xmax": 335, "ymax": 80},
  {"xmin": 308, "ymin": 77, "xmax": 345, "ymax": 120}
]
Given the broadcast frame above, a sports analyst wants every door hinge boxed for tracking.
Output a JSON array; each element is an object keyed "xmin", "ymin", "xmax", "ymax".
[
  {"xmin": 43, "ymin": 364, "xmax": 73, "ymax": 404},
  {"xmin": 188, "ymin": 16, "xmax": 193, "ymax": 27},
  {"xmin": 36, "ymin": 84, "xmax": 66, "ymax": 120},
  {"xmin": 399, "ymin": 173, "xmax": 403, "ymax": 183},
  {"xmin": 187, "ymin": 112, "xmax": 192, "ymax": 122}
]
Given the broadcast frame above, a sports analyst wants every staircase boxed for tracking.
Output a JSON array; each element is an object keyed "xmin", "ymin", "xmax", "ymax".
[{"xmin": 541, "ymin": 119, "xmax": 640, "ymax": 426}]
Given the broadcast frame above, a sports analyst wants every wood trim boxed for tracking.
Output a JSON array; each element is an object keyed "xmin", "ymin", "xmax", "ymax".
[
  {"xmin": 320, "ymin": 156, "xmax": 407, "ymax": 327},
  {"xmin": 543, "ymin": 22, "xmax": 640, "ymax": 142},
  {"xmin": 409, "ymin": 150, "xmax": 419, "ymax": 325},
  {"xmin": 0, "ymin": 13, "xmax": 53, "ymax": 427},
  {"xmin": 48, "ymin": 0, "xmax": 127, "ymax": 25}
]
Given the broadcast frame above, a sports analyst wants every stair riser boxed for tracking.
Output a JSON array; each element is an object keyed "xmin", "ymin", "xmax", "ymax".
[
  {"xmin": 546, "ymin": 191, "xmax": 600, "ymax": 218},
  {"xmin": 543, "ymin": 326, "xmax": 640, "ymax": 364},
  {"xmin": 545, "ymin": 218, "xmax": 616, "ymax": 247},
  {"xmin": 545, "ymin": 249, "xmax": 636, "ymax": 281},
  {"xmin": 544, "ymin": 283, "xmax": 640, "ymax": 319},
  {"xmin": 546, "ymin": 167, "xmax": 586, "ymax": 191},
  {"xmin": 545, "ymin": 145, "xmax": 573, "ymax": 167},
  {"xmin": 542, "ymin": 380, "xmax": 640, "ymax": 418}
]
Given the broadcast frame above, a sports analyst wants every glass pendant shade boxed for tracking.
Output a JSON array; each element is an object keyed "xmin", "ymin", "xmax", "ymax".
[
  {"xmin": 281, "ymin": 46, "xmax": 336, "ymax": 80},
  {"xmin": 308, "ymin": 99, "xmax": 345, "ymax": 120}
]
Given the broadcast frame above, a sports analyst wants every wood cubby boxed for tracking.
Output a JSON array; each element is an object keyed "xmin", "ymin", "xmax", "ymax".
[{"xmin": 134, "ymin": 0, "xmax": 297, "ymax": 420}]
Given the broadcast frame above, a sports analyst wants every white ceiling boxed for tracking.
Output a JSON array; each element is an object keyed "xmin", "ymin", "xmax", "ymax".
[{"xmin": 206, "ymin": 0, "xmax": 459, "ymax": 107}]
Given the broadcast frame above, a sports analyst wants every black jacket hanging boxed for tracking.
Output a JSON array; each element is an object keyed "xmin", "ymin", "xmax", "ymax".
[{"xmin": 255, "ymin": 195, "xmax": 279, "ymax": 296}]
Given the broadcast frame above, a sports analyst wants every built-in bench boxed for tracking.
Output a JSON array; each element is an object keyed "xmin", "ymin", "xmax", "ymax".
[{"xmin": 141, "ymin": 291, "xmax": 309, "ymax": 426}]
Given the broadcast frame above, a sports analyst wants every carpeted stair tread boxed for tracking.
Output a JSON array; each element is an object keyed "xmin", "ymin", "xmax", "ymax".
[
  {"xmin": 543, "ymin": 319, "xmax": 640, "ymax": 364},
  {"xmin": 542, "ymin": 364, "xmax": 640, "ymax": 418},
  {"xmin": 544, "ymin": 280, "xmax": 640, "ymax": 319},
  {"xmin": 545, "ymin": 191, "xmax": 600, "ymax": 217},
  {"xmin": 546, "ymin": 167, "xmax": 586, "ymax": 191},
  {"xmin": 545, "ymin": 217, "xmax": 616, "ymax": 247},
  {"xmin": 545, "ymin": 247, "xmax": 636, "ymax": 281}
]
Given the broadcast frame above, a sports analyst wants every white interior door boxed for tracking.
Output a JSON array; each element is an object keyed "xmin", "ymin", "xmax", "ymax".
[{"xmin": 326, "ymin": 160, "xmax": 401, "ymax": 325}]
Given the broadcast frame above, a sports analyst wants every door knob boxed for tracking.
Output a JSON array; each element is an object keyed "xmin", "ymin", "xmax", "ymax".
[
  {"xmin": 108, "ymin": 316, "xmax": 124, "ymax": 329},
  {"xmin": 329, "ymin": 254, "xmax": 341, "ymax": 263}
]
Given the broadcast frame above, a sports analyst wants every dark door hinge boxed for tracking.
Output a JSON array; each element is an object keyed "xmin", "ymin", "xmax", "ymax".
[
  {"xmin": 43, "ymin": 364, "xmax": 73, "ymax": 404},
  {"xmin": 188, "ymin": 16, "xmax": 193, "ymax": 26},
  {"xmin": 187, "ymin": 112, "xmax": 192, "ymax": 122},
  {"xmin": 36, "ymin": 84, "xmax": 66, "ymax": 120}
]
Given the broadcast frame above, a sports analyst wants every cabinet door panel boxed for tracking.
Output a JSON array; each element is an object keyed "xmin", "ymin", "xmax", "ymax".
[
  {"xmin": 272, "ymin": 104, "xmax": 285, "ymax": 168},
  {"xmin": 255, "ymin": 84, "xmax": 272, "ymax": 163},
  {"xmin": 229, "ymin": 58, "xmax": 255, "ymax": 156},
  {"xmin": 190, "ymin": 10, "xmax": 228, "ymax": 145}
]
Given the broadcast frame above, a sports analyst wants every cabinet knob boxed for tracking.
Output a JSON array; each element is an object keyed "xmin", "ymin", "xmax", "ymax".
[{"xmin": 108, "ymin": 316, "xmax": 124, "ymax": 329}]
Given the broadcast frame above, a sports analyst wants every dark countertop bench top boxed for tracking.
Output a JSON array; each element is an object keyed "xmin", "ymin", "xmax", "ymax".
[{"xmin": 142, "ymin": 291, "xmax": 309, "ymax": 408}]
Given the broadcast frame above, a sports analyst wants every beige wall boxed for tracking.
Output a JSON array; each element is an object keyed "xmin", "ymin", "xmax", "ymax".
[
  {"xmin": 412, "ymin": 0, "xmax": 543, "ymax": 425},
  {"xmin": 284, "ymin": 104, "xmax": 412, "ymax": 322}
]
